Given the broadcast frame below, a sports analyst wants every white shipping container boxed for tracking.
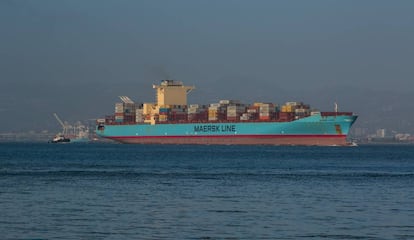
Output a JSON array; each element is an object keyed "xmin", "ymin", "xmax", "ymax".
[
  {"xmin": 295, "ymin": 109, "xmax": 308, "ymax": 113},
  {"xmin": 210, "ymin": 103, "xmax": 221, "ymax": 108},
  {"xmin": 115, "ymin": 103, "xmax": 124, "ymax": 113},
  {"xmin": 187, "ymin": 108, "xmax": 198, "ymax": 114}
]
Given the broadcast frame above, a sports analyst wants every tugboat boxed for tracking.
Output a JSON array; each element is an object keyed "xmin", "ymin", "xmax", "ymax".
[{"xmin": 50, "ymin": 134, "xmax": 70, "ymax": 143}]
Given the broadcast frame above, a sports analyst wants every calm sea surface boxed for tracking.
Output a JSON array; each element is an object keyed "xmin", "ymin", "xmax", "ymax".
[{"xmin": 1, "ymin": 143, "xmax": 414, "ymax": 239}]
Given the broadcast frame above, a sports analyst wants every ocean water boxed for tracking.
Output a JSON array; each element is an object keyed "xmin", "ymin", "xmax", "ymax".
[{"xmin": 1, "ymin": 143, "xmax": 414, "ymax": 240}]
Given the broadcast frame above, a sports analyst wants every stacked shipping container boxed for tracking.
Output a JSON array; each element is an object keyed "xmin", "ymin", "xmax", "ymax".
[
  {"xmin": 114, "ymin": 102, "xmax": 136, "ymax": 123},
  {"xmin": 107, "ymin": 99, "xmax": 314, "ymax": 124}
]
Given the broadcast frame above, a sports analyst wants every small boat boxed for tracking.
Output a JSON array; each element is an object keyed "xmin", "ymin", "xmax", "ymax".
[{"xmin": 50, "ymin": 134, "xmax": 70, "ymax": 143}]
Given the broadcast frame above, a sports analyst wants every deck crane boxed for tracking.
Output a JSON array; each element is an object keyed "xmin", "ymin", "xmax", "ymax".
[{"xmin": 53, "ymin": 113, "xmax": 70, "ymax": 136}]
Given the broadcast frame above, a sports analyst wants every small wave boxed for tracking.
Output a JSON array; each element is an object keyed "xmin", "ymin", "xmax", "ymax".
[{"xmin": 207, "ymin": 210, "xmax": 248, "ymax": 213}]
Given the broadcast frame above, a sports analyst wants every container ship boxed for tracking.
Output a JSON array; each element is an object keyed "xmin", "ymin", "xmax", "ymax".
[{"xmin": 96, "ymin": 80, "xmax": 357, "ymax": 146}]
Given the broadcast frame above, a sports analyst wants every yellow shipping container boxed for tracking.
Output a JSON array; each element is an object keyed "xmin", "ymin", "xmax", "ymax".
[
  {"xmin": 253, "ymin": 102, "xmax": 264, "ymax": 107},
  {"xmin": 281, "ymin": 105, "xmax": 296, "ymax": 112}
]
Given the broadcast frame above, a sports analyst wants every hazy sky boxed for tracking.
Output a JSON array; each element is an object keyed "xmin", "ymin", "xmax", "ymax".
[{"xmin": 1, "ymin": 0, "xmax": 413, "ymax": 133}]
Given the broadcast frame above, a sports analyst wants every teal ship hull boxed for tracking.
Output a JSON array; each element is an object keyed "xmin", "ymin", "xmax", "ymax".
[{"xmin": 96, "ymin": 113, "xmax": 357, "ymax": 146}]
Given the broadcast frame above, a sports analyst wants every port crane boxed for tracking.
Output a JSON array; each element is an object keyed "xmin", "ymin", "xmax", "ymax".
[{"xmin": 53, "ymin": 113, "xmax": 71, "ymax": 136}]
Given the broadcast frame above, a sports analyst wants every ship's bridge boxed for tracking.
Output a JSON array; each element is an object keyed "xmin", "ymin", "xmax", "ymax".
[{"xmin": 153, "ymin": 80, "xmax": 195, "ymax": 106}]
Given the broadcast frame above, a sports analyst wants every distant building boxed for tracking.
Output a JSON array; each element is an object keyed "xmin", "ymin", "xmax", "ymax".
[{"xmin": 376, "ymin": 129, "xmax": 386, "ymax": 138}]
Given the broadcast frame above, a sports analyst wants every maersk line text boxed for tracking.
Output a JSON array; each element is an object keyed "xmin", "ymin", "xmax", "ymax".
[{"xmin": 194, "ymin": 125, "xmax": 236, "ymax": 133}]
